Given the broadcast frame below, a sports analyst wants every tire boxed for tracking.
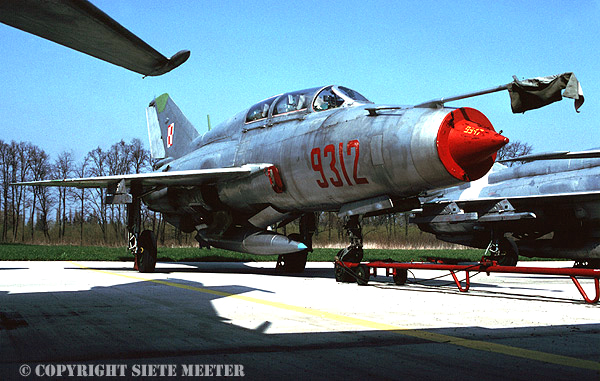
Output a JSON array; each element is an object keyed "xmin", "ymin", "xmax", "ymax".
[
  {"xmin": 281, "ymin": 251, "xmax": 308, "ymax": 273},
  {"xmin": 356, "ymin": 264, "xmax": 370, "ymax": 286},
  {"xmin": 137, "ymin": 230, "xmax": 157, "ymax": 273},
  {"xmin": 334, "ymin": 262, "xmax": 354, "ymax": 283},
  {"xmin": 393, "ymin": 269, "xmax": 408, "ymax": 285},
  {"xmin": 281, "ymin": 234, "xmax": 308, "ymax": 273},
  {"xmin": 496, "ymin": 238, "xmax": 518, "ymax": 266}
]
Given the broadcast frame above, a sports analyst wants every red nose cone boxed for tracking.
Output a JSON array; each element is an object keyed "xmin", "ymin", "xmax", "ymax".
[{"xmin": 437, "ymin": 108, "xmax": 508, "ymax": 181}]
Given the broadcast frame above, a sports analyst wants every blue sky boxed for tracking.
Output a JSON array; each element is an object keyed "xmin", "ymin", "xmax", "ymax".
[{"xmin": 1, "ymin": 0, "xmax": 599, "ymax": 161}]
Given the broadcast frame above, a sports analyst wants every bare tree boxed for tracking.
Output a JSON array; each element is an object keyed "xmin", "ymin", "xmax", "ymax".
[
  {"xmin": 129, "ymin": 138, "xmax": 150, "ymax": 174},
  {"xmin": 55, "ymin": 151, "xmax": 74, "ymax": 241},
  {"xmin": 87, "ymin": 147, "xmax": 108, "ymax": 243},
  {"xmin": 34, "ymin": 152, "xmax": 54, "ymax": 241},
  {"xmin": 0, "ymin": 140, "xmax": 11, "ymax": 241},
  {"xmin": 28, "ymin": 146, "xmax": 49, "ymax": 241},
  {"xmin": 12, "ymin": 142, "xmax": 35, "ymax": 241},
  {"xmin": 70, "ymin": 157, "xmax": 89, "ymax": 245},
  {"xmin": 497, "ymin": 141, "xmax": 534, "ymax": 167},
  {"xmin": 107, "ymin": 140, "xmax": 132, "ymax": 176},
  {"xmin": 1, "ymin": 138, "xmax": 158, "ymax": 245}
]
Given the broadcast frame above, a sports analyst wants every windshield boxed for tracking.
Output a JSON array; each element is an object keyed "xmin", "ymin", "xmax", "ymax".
[
  {"xmin": 337, "ymin": 86, "xmax": 370, "ymax": 103},
  {"xmin": 313, "ymin": 86, "xmax": 345, "ymax": 111},
  {"xmin": 313, "ymin": 86, "xmax": 371, "ymax": 112}
]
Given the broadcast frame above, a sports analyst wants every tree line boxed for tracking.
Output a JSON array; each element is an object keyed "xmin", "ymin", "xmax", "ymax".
[
  {"xmin": 0, "ymin": 138, "xmax": 166, "ymax": 246},
  {"xmin": 0, "ymin": 138, "xmax": 531, "ymax": 249}
]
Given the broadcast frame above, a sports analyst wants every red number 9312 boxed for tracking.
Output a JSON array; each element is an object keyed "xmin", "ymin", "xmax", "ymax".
[{"xmin": 310, "ymin": 139, "xmax": 369, "ymax": 188}]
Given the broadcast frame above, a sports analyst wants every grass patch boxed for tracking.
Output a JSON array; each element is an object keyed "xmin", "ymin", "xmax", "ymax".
[
  {"xmin": 0, "ymin": 243, "xmax": 533, "ymax": 263},
  {"xmin": 0, "ymin": 244, "xmax": 130, "ymax": 261}
]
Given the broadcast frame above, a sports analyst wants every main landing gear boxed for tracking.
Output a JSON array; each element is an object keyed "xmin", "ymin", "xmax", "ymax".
[
  {"xmin": 334, "ymin": 215, "xmax": 365, "ymax": 283},
  {"xmin": 483, "ymin": 230, "xmax": 519, "ymax": 267},
  {"xmin": 277, "ymin": 213, "xmax": 316, "ymax": 273},
  {"xmin": 124, "ymin": 182, "xmax": 157, "ymax": 273},
  {"xmin": 133, "ymin": 230, "xmax": 157, "ymax": 273}
]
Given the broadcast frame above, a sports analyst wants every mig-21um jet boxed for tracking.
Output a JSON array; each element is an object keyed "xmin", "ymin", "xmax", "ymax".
[
  {"xmin": 17, "ymin": 75, "xmax": 585, "ymax": 273},
  {"xmin": 3, "ymin": 1, "xmax": 583, "ymax": 273}
]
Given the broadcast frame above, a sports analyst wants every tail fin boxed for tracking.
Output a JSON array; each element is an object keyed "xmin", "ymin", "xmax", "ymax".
[{"xmin": 146, "ymin": 93, "xmax": 199, "ymax": 161}]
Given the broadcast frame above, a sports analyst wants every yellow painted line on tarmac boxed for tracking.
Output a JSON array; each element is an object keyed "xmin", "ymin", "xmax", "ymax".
[{"xmin": 69, "ymin": 262, "xmax": 600, "ymax": 372}]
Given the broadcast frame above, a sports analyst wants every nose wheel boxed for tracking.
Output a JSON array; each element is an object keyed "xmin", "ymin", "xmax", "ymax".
[{"xmin": 335, "ymin": 215, "xmax": 365, "ymax": 283}]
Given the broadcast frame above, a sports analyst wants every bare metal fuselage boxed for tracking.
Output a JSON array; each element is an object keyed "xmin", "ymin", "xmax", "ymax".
[
  {"xmin": 149, "ymin": 106, "xmax": 452, "ymax": 226},
  {"xmin": 139, "ymin": 85, "xmax": 506, "ymax": 255},
  {"xmin": 145, "ymin": 104, "xmax": 472, "ymax": 230}
]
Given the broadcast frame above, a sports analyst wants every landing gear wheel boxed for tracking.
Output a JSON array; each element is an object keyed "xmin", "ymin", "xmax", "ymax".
[
  {"xmin": 356, "ymin": 264, "xmax": 370, "ymax": 286},
  {"xmin": 393, "ymin": 269, "xmax": 408, "ymax": 285},
  {"xmin": 485, "ymin": 236, "xmax": 519, "ymax": 266},
  {"xmin": 278, "ymin": 252, "xmax": 308, "ymax": 273},
  {"xmin": 337, "ymin": 247, "xmax": 364, "ymax": 263},
  {"xmin": 334, "ymin": 262, "xmax": 355, "ymax": 283},
  {"xmin": 496, "ymin": 238, "xmax": 518, "ymax": 266},
  {"xmin": 137, "ymin": 230, "xmax": 157, "ymax": 273}
]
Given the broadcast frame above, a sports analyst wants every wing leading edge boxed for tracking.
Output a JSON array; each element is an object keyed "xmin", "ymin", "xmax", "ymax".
[{"xmin": 14, "ymin": 164, "xmax": 273, "ymax": 189}]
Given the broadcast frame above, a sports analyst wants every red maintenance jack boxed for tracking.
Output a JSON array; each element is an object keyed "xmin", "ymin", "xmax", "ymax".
[{"xmin": 334, "ymin": 258, "xmax": 600, "ymax": 304}]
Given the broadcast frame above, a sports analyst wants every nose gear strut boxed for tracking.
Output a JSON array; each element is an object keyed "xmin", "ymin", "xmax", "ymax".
[{"xmin": 335, "ymin": 215, "xmax": 365, "ymax": 282}]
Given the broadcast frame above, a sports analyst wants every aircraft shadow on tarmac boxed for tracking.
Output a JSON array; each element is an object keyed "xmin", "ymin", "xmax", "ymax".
[
  {"xmin": 67, "ymin": 261, "xmax": 337, "ymax": 279},
  {"xmin": 63, "ymin": 262, "xmax": 599, "ymax": 305},
  {"xmin": 1, "ymin": 278, "xmax": 599, "ymax": 380}
]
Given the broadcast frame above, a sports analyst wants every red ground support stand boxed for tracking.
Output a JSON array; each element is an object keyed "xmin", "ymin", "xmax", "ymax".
[{"xmin": 335, "ymin": 259, "xmax": 600, "ymax": 304}]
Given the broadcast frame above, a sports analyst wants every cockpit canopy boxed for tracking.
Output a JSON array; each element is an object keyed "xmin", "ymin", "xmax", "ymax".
[{"xmin": 245, "ymin": 85, "xmax": 371, "ymax": 124}]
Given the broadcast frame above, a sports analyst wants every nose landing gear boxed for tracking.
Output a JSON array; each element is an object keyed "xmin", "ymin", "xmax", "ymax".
[{"xmin": 335, "ymin": 215, "xmax": 365, "ymax": 283}]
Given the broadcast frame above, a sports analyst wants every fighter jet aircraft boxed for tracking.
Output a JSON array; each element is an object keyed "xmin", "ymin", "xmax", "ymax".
[
  {"xmin": 412, "ymin": 150, "xmax": 600, "ymax": 268},
  {"xmin": 18, "ymin": 76, "xmax": 587, "ymax": 273},
  {"xmin": 16, "ymin": 85, "xmax": 511, "ymax": 272},
  {"xmin": 4, "ymin": 1, "xmax": 583, "ymax": 273}
]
